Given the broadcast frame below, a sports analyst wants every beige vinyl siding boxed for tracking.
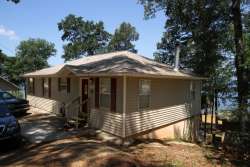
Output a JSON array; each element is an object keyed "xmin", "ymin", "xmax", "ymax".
[
  {"xmin": 116, "ymin": 77, "xmax": 123, "ymax": 113},
  {"xmin": 125, "ymin": 77, "xmax": 201, "ymax": 136},
  {"xmin": 27, "ymin": 95, "xmax": 60, "ymax": 113},
  {"xmin": 28, "ymin": 75, "xmax": 201, "ymax": 138},
  {"xmin": 125, "ymin": 104, "xmax": 191, "ymax": 136},
  {"xmin": 89, "ymin": 109, "xmax": 123, "ymax": 137},
  {"xmin": 126, "ymin": 77, "xmax": 138, "ymax": 113},
  {"xmin": 28, "ymin": 77, "xmax": 80, "ymax": 114}
]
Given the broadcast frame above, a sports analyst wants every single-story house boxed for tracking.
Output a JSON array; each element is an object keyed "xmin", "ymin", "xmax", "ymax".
[
  {"xmin": 0, "ymin": 76, "xmax": 19, "ymax": 91},
  {"xmin": 23, "ymin": 51, "xmax": 204, "ymax": 140}
]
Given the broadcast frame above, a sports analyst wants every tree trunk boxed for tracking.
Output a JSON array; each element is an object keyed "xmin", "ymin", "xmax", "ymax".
[
  {"xmin": 214, "ymin": 89, "xmax": 218, "ymax": 127},
  {"xmin": 214, "ymin": 89, "xmax": 218, "ymax": 112},
  {"xmin": 231, "ymin": 0, "xmax": 248, "ymax": 132}
]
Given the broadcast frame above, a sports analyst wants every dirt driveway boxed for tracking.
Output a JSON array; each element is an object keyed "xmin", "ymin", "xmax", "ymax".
[
  {"xmin": 0, "ymin": 108, "xmax": 248, "ymax": 167},
  {"xmin": 0, "ymin": 136, "xmax": 241, "ymax": 167}
]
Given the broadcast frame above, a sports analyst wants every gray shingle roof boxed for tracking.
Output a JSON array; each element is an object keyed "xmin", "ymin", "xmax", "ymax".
[{"xmin": 23, "ymin": 51, "xmax": 204, "ymax": 80}]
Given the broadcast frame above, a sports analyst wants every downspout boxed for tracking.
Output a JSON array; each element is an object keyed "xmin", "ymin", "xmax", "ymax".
[{"xmin": 122, "ymin": 75, "xmax": 127, "ymax": 138}]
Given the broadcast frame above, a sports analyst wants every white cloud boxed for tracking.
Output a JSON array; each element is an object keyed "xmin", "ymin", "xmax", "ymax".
[{"xmin": 0, "ymin": 25, "xmax": 18, "ymax": 40}]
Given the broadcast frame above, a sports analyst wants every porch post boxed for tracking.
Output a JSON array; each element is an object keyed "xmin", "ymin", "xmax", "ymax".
[
  {"xmin": 24, "ymin": 79, "xmax": 27, "ymax": 99},
  {"xmin": 122, "ymin": 75, "xmax": 127, "ymax": 138}
]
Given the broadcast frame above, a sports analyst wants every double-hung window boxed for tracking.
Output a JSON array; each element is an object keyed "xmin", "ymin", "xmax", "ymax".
[
  {"xmin": 139, "ymin": 79, "xmax": 151, "ymax": 110},
  {"xmin": 58, "ymin": 78, "xmax": 70, "ymax": 93},
  {"xmin": 99, "ymin": 78, "xmax": 111, "ymax": 109},
  {"xmin": 42, "ymin": 78, "xmax": 51, "ymax": 98},
  {"xmin": 28, "ymin": 78, "xmax": 35, "ymax": 95},
  {"xmin": 43, "ymin": 78, "xmax": 48, "ymax": 97}
]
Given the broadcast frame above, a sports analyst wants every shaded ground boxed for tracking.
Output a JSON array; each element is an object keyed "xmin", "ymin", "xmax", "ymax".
[
  {"xmin": 0, "ymin": 108, "xmax": 249, "ymax": 167},
  {"xmin": 1, "ymin": 136, "xmax": 249, "ymax": 167}
]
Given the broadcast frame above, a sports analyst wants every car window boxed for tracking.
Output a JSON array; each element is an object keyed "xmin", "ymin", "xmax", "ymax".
[{"xmin": 0, "ymin": 92, "xmax": 14, "ymax": 100}]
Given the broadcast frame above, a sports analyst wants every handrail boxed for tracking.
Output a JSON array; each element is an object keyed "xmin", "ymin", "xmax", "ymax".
[
  {"xmin": 80, "ymin": 99, "xmax": 88, "ymax": 105},
  {"xmin": 65, "ymin": 96, "xmax": 80, "ymax": 108},
  {"xmin": 64, "ymin": 96, "xmax": 90, "ymax": 128}
]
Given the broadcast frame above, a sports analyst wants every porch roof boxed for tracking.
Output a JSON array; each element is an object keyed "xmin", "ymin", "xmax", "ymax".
[{"xmin": 23, "ymin": 51, "xmax": 205, "ymax": 80}]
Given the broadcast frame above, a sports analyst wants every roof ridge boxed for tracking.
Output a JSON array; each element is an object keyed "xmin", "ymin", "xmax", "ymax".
[{"xmin": 66, "ymin": 50, "xmax": 129, "ymax": 65}]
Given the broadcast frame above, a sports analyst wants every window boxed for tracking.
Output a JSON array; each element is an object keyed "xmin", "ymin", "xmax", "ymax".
[
  {"xmin": 139, "ymin": 79, "xmax": 151, "ymax": 110},
  {"xmin": 28, "ymin": 78, "xmax": 35, "ymax": 95},
  {"xmin": 42, "ymin": 78, "xmax": 51, "ymax": 97},
  {"xmin": 42, "ymin": 78, "xmax": 48, "ymax": 97},
  {"xmin": 100, "ymin": 78, "xmax": 111, "ymax": 108},
  {"xmin": 0, "ymin": 92, "xmax": 14, "ymax": 100},
  {"xmin": 58, "ymin": 78, "xmax": 70, "ymax": 93},
  {"xmin": 190, "ymin": 82, "xmax": 196, "ymax": 100}
]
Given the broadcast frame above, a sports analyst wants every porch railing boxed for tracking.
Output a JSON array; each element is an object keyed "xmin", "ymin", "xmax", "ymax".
[
  {"xmin": 65, "ymin": 96, "xmax": 80, "ymax": 127},
  {"xmin": 64, "ymin": 96, "xmax": 89, "ymax": 128}
]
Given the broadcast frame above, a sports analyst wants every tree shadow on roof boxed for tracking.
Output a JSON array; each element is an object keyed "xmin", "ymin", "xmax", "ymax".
[{"xmin": 66, "ymin": 56, "xmax": 175, "ymax": 75}]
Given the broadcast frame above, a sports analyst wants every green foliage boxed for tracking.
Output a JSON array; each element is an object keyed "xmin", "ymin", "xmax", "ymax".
[
  {"xmin": 0, "ymin": 50, "xmax": 7, "ymax": 63},
  {"xmin": 244, "ymin": 34, "xmax": 250, "ymax": 102},
  {"xmin": 0, "ymin": 50, "xmax": 7, "ymax": 74},
  {"xmin": 150, "ymin": 1, "xmax": 231, "ymax": 75},
  {"xmin": 0, "ymin": 39, "xmax": 55, "ymax": 85},
  {"xmin": 0, "ymin": 49, "xmax": 21, "ymax": 84},
  {"xmin": 108, "ymin": 22, "xmax": 139, "ymax": 53},
  {"xmin": 6, "ymin": 0, "xmax": 20, "ymax": 3},
  {"xmin": 140, "ymin": 0, "xmax": 235, "ymax": 109},
  {"xmin": 15, "ymin": 38, "xmax": 56, "ymax": 74},
  {"xmin": 2, "ymin": 56, "xmax": 20, "ymax": 84},
  {"xmin": 58, "ymin": 14, "xmax": 111, "ymax": 61},
  {"xmin": 245, "ymin": 37, "xmax": 250, "ymax": 67}
]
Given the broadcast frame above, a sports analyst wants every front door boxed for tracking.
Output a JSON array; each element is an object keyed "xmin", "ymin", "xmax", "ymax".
[{"xmin": 81, "ymin": 79, "xmax": 88, "ymax": 114}]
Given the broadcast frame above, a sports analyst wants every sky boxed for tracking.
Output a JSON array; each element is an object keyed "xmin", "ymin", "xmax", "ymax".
[{"xmin": 0, "ymin": 0, "xmax": 165, "ymax": 66}]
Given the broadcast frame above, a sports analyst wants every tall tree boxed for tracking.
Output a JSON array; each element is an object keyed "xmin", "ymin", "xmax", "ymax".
[
  {"xmin": 139, "ymin": 1, "xmax": 249, "ymax": 125},
  {"xmin": 15, "ymin": 38, "xmax": 56, "ymax": 74},
  {"xmin": 145, "ymin": 0, "xmax": 230, "ymax": 75},
  {"xmin": 108, "ymin": 22, "xmax": 139, "ymax": 53},
  {"xmin": 231, "ymin": 0, "xmax": 249, "ymax": 129},
  {"xmin": 58, "ymin": 14, "xmax": 111, "ymax": 61},
  {"xmin": 140, "ymin": 0, "xmax": 232, "ymax": 110}
]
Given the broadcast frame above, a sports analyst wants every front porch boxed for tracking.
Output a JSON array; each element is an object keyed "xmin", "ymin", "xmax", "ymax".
[
  {"xmin": 66, "ymin": 76, "xmax": 126, "ymax": 137},
  {"xmin": 26, "ymin": 75, "xmax": 126, "ymax": 137}
]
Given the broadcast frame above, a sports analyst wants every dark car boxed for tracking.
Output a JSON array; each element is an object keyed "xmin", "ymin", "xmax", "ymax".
[
  {"xmin": 0, "ymin": 105, "xmax": 21, "ymax": 141},
  {"xmin": 0, "ymin": 91, "xmax": 29, "ymax": 116}
]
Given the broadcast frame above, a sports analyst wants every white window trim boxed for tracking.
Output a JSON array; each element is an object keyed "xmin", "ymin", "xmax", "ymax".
[
  {"xmin": 138, "ymin": 79, "xmax": 151, "ymax": 111},
  {"xmin": 99, "ymin": 77, "xmax": 111, "ymax": 110}
]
